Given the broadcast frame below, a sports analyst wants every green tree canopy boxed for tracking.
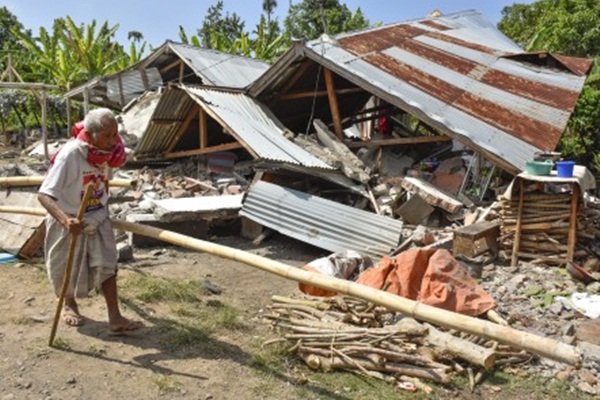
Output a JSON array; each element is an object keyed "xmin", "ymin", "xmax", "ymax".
[
  {"xmin": 283, "ymin": 0, "xmax": 369, "ymax": 42},
  {"xmin": 499, "ymin": 0, "xmax": 600, "ymax": 56},
  {"xmin": 198, "ymin": 1, "xmax": 246, "ymax": 49}
]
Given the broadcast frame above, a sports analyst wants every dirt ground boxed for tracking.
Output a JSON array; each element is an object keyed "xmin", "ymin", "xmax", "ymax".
[{"xmin": 0, "ymin": 233, "xmax": 335, "ymax": 400}]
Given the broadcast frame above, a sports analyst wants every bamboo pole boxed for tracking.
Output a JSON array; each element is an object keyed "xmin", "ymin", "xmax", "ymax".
[
  {"xmin": 0, "ymin": 206, "xmax": 583, "ymax": 366},
  {"xmin": 48, "ymin": 183, "xmax": 93, "ymax": 346},
  {"xmin": 0, "ymin": 176, "xmax": 135, "ymax": 188}
]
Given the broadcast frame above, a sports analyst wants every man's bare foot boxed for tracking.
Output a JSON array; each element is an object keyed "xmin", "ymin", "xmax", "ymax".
[
  {"xmin": 108, "ymin": 316, "xmax": 144, "ymax": 335},
  {"xmin": 61, "ymin": 305, "xmax": 84, "ymax": 327}
]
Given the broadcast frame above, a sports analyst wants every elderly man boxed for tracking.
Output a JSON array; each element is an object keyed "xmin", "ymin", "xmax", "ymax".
[{"xmin": 38, "ymin": 108, "xmax": 143, "ymax": 334}]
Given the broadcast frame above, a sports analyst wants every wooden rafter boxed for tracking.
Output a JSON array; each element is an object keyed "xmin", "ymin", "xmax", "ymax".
[
  {"xmin": 346, "ymin": 136, "xmax": 452, "ymax": 148},
  {"xmin": 159, "ymin": 59, "xmax": 182, "ymax": 74},
  {"xmin": 165, "ymin": 142, "xmax": 242, "ymax": 159},
  {"xmin": 164, "ymin": 103, "xmax": 198, "ymax": 153},
  {"xmin": 274, "ymin": 60, "xmax": 313, "ymax": 99},
  {"xmin": 279, "ymin": 87, "xmax": 363, "ymax": 101},
  {"xmin": 324, "ymin": 68, "xmax": 343, "ymax": 138},
  {"xmin": 200, "ymin": 108, "xmax": 207, "ymax": 148}
]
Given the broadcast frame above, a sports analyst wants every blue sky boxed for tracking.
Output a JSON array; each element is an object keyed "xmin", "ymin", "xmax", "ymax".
[{"xmin": 3, "ymin": 1, "xmax": 535, "ymax": 49}]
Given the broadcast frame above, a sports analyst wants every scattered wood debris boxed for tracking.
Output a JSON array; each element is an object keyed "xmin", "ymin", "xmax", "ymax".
[{"xmin": 263, "ymin": 295, "xmax": 533, "ymax": 391}]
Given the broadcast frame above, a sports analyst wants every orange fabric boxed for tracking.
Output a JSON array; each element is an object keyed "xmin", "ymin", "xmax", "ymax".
[
  {"xmin": 298, "ymin": 266, "xmax": 338, "ymax": 297},
  {"xmin": 356, "ymin": 249, "xmax": 495, "ymax": 316}
]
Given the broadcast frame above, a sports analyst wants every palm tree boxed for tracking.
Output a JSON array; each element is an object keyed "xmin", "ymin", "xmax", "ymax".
[{"xmin": 263, "ymin": 0, "xmax": 278, "ymax": 25}]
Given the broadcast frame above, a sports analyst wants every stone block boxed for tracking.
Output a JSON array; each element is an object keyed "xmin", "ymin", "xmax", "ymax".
[
  {"xmin": 396, "ymin": 194, "xmax": 434, "ymax": 225},
  {"xmin": 241, "ymin": 216, "xmax": 263, "ymax": 240}
]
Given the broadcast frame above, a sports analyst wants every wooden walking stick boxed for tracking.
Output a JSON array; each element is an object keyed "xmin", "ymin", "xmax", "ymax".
[{"xmin": 48, "ymin": 183, "xmax": 94, "ymax": 347}]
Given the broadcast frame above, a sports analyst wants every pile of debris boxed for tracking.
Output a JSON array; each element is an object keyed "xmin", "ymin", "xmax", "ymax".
[{"xmin": 264, "ymin": 295, "xmax": 534, "ymax": 392}]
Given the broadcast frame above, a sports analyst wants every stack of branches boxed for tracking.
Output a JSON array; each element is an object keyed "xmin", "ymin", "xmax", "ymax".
[
  {"xmin": 499, "ymin": 192, "xmax": 587, "ymax": 264},
  {"xmin": 263, "ymin": 295, "xmax": 532, "ymax": 392}
]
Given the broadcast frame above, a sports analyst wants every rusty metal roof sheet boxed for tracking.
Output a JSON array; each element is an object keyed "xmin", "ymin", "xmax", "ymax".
[
  {"xmin": 253, "ymin": 10, "xmax": 592, "ymax": 173},
  {"xmin": 240, "ymin": 181, "xmax": 403, "ymax": 258}
]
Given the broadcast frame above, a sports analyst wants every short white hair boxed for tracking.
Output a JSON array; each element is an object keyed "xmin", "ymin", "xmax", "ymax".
[{"xmin": 83, "ymin": 108, "xmax": 117, "ymax": 137}]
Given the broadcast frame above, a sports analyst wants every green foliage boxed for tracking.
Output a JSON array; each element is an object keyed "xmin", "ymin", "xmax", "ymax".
[
  {"xmin": 283, "ymin": 0, "xmax": 369, "ymax": 41},
  {"xmin": 8, "ymin": 16, "xmax": 127, "ymax": 90},
  {"xmin": 0, "ymin": 6, "xmax": 30, "ymax": 73},
  {"xmin": 180, "ymin": 1, "xmax": 286, "ymax": 63},
  {"xmin": 198, "ymin": 0, "xmax": 246, "ymax": 49},
  {"xmin": 499, "ymin": 0, "xmax": 600, "ymax": 56}
]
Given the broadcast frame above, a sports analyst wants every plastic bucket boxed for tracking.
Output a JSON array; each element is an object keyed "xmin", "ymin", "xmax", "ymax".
[
  {"xmin": 556, "ymin": 161, "xmax": 575, "ymax": 178},
  {"xmin": 525, "ymin": 160, "xmax": 553, "ymax": 176}
]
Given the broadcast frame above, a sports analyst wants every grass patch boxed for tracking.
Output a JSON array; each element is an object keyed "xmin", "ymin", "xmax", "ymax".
[
  {"xmin": 51, "ymin": 336, "xmax": 71, "ymax": 350},
  {"xmin": 120, "ymin": 274, "xmax": 204, "ymax": 303},
  {"xmin": 482, "ymin": 370, "xmax": 576, "ymax": 399},
  {"xmin": 120, "ymin": 274, "xmax": 246, "ymax": 354},
  {"xmin": 87, "ymin": 344, "xmax": 107, "ymax": 357},
  {"xmin": 151, "ymin": 373, "xmax": 182, "ymax": 395},
  {"xmin": 250, "ymin": 339, "xmax": 290, "ymax": 368},
  {"xmin": 156, "ymin": 319, "xmax": 212, "ymax": 352}
]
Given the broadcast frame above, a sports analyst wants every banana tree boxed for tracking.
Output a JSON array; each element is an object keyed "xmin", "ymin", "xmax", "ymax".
[
  {"xmin": 58, "ymin": 16, "xmax": 125, "ymax": 81},
  {"xmin": 252, "ymin": 15, "xmax": 286, "ymax": 63}
]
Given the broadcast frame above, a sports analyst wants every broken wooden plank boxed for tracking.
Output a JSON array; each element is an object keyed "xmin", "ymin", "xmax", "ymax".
[
  {"xmin": 400, "ymin": 177, "xmax": 463, "ymax": 214},
  {"xmin": 313, "ymin": 119, "xmax": 370, "ymax": 184}
]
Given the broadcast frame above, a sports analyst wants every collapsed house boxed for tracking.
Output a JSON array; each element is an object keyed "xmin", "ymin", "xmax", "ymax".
[
  {"xmin": 2, "ymin": 8, "xmax": 600, "ymax": 391},
  {"xmin": 2, "ymin": 10, "xmax": 594, "ymax": 262}
]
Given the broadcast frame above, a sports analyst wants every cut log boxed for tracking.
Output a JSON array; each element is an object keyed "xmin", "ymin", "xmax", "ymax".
[{"xmin": 425, "ymin": 323, "xmax": 497, "ymax": 370}]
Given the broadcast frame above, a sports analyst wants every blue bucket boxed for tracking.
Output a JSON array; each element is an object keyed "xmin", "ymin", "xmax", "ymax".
[{"xmin": 556, "ymin": 161, "xmax": 575, "ymax": 177}]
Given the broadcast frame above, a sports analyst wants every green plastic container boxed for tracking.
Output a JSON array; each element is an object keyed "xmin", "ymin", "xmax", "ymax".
[{"xmin": 525, "ymin": 160, "xmax": 553, "ymax": 176}]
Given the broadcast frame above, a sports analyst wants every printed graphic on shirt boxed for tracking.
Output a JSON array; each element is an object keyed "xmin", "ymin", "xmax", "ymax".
[{"xmin": 82, "ymin": 173, "xmax": 107, "ymax": 212}]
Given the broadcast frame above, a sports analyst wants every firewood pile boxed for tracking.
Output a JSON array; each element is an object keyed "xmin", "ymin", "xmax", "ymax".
[
  {"xmin": 263, "ymin": 295, "xmax": 533, "ymax": 392},
  {"xmin": 499, "ymin": 191, "xmax": 600, "ymax": 265}
]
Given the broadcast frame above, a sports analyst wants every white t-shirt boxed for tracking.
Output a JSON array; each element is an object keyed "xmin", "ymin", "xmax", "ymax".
[{"xmin": 39, "ymin": 139, "xmax": 112, "ymax": 215}]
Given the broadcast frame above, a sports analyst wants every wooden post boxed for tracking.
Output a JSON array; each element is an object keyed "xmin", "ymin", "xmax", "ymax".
[
  {"xmin": 41, "ymin": 91, "xmax": 48, "ymax": 161},
  {"xmin": 323, "ymin": 68, "xmax": 343, "ymax": 139},
  {"xmin": 83, "ymin": 87, "xmax": 90, "ymax": 115},
  {"xmin": 7, "ymin": 53, "xmax": 14, "ymax": 82},
  {"xmin": 567, "ymin": 184, "xmax": 579, "ymax": 262},
  {"xmin": 66, "ymin": 97, "xmax": 72, "ymax": 136},
  {"xmin": 179, "ymin": 61, "xmax": 185, "ymax": 82},
  {"xmin": 511, "ymin": 180, "xmax": 525, "ymax": 267},
  {"xmin": 199, "ymin": 107, "xmax": 207, "ymax": 149}
]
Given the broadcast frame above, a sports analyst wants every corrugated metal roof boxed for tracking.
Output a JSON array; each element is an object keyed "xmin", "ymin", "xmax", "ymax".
[
  {"xmin": 168, "ymin": 42, "xmax": 270, "ymax": 88},
  {"xmin": 240, "ymin": 181, "xmax": 403, "ymax": 258},
  {"xmin": 65, "ymin": 41, "xmax": 271, "ymax": 109},
  {"xmin": 133, "ymin": 86, "xmax": 334, "ymax": 169},
  {"xmin": 182, "ymin": 86, "xmax": 333, "ymax": 168},
  {"xmin": 253, "ymin": 10, "xmax": 591, "ymax": 173},
  {"xmin": 133, "ymin": 88, "xmax": 194, "ymax": 159}
]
